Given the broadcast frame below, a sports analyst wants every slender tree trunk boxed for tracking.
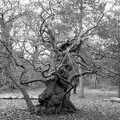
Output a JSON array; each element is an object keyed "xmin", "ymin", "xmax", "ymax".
[
  {"xmin": 118, "ymin": 80, "xmax": 120, "ymax": 98},
  {"xmin": 91, "ymin": 74, "xmax": 97, "ymax": 89},
  {"xmin": 118, "ymin": 42, "xmax": 120, "ymax": 98},
  {"xmin": 79, "ymin": 75, "xmax": 84, "ymax": 97},
  {"xmin": 78, "ymin": 0, "xmax": 84, "ymax": 97},
  {"xmin": 94, "ymin": 74, "xmax": 97, "ymax": 88},
  {"xmin": 5, "ymin": 66, "xmax": 35, "ymax": 114}
]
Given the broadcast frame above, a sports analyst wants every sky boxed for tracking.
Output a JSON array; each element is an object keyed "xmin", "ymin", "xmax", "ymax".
[
  {"xmin": 106, "ymin": 2, "xmax": 113, "ymax": 10},
  {"xmin": 20, "ymin": 0, "xmax": 115, "ymax": 11},
  {"xmin": 20, "ymin": 0, "xmax": 29, "ymax": 4}
]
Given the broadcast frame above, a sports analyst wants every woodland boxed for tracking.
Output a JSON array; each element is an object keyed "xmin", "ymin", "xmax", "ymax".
[{"xmin": 0, "ymin": 0, "xmax": 120, "ymax": 119}]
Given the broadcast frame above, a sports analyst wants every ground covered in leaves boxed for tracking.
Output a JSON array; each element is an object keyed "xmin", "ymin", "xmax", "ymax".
[{"xmin": 0, "ymin": 87, "xmax": 120, "ymax": 120}]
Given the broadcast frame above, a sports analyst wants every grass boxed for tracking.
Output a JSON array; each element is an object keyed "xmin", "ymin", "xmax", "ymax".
[{"xmin": 0, "ymin": 87, "xmax": 120, "ymax": 120}]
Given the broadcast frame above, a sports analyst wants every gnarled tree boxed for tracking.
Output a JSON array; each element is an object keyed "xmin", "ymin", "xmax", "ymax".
[{"xmin": 0, "ymin": 0, "xmax": 106, "ymax": 115}]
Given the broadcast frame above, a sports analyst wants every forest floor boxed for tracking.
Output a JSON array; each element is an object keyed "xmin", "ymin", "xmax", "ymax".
[{"xmin": 0, "ymin": 86, "xmax": 120, "ymax": 120}]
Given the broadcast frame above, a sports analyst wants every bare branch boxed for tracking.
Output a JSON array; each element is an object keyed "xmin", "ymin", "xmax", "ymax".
[
  {"xmin": 73, "ymin": 57, "xmax": 89, "ymax": 70},
  {"xmin": 0, "ymin": 39, "xmax": 25, "ymax": 69},
  {"xmin": 5, "ymin": 11, "xmax": 28, "ymax": 24},
  {"xmin": 39, "ymin": 15, "xmax": 53, "ymax": 43},
  {"xmin": 41, "ymin": 63, "xmax": 53, "ymax": 78},
  {"xmin": 20, "ymin": 79, "xmax": 48, "ymax": 85},
  {"xmin": 72, "ymin": 54, "xmax": 89, "ymax": 65},
  {"xmin": 100, "ymin": 65, "xmax": 118, "ymax": 76},
  {"xmin": 70, "ymin": 70, "xmax": 95, "ymax": 82},
  {"xmin": 80, "ymin": 13, "xmax": 104, "ymax": 38}
]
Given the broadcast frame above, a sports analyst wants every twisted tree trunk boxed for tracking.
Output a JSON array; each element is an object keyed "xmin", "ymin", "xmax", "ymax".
[{"xmin": 36, "ymin": 64, "xmax": 77, "ymax": 115}]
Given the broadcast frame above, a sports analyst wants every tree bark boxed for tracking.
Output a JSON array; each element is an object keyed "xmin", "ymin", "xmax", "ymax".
[
  {"xmin": 36, "ymin": 65, "xmax": 77, "ymax": 114},
  {"xmin": 37, "ymin": 80, "xmax": 76, "ymax": 114}
]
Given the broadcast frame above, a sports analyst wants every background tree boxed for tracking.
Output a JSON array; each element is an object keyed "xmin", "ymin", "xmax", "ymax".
[
  {"xmin": 0, "ymin": 0, "xmax": 36, "ymax": 114},
  {"xmin": 94, "ymin": 1, "xmax": 120, "ymax": 97}
]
